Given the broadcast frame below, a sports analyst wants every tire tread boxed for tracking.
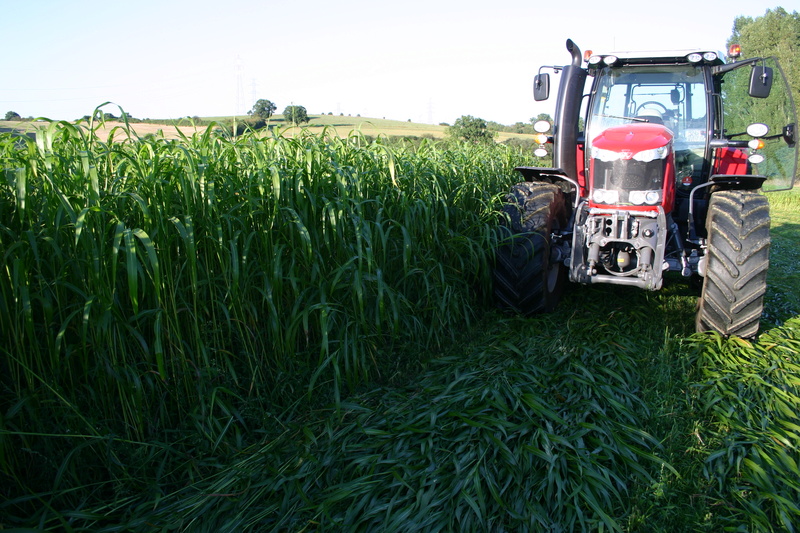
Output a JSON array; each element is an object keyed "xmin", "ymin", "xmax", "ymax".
[{"xmin": 696, "ymin": 190, "xmax": 770, "ymax": 338}]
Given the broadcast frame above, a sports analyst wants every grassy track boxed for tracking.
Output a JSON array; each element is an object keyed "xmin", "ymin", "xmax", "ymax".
[{"xmin": 0, "ymin": 116, "xmax": 799, "ymax": 531}]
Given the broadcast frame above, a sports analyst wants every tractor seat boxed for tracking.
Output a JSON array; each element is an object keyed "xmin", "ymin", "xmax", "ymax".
[{"xmin": 637, "ymin": 107, "xmax": 664, "ymax": 125}]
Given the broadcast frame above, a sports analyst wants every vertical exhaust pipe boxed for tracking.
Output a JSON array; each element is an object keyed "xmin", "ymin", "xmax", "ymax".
[
  {"xmin": 566, "ymin": 39, "xmax": 582, "ymax": 68},
  {"xmin": 553, "ymin": 39, "xmax": 587, "ymax": 183}
]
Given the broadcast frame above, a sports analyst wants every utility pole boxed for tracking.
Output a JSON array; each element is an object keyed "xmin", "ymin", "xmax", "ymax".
[{"xmin": 234, "ymin": 55, "xmax": 244, "ymax": 137}]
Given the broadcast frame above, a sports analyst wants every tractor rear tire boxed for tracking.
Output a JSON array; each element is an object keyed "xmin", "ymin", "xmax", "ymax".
[
  {"xmin": 492, "ymin": 182, "xmax": 567, "ymax": 315},
  {"xmin": 696, "ymin": 190, "xmax": 770, "ymax": 338}
]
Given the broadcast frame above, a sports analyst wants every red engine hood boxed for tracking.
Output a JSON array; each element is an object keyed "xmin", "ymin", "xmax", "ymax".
[{"xmin": 592, "ymin": 123, "xmax": 673, "ymax": 155}]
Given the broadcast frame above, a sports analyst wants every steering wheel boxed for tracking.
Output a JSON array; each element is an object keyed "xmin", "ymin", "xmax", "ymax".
[{"xmin": 636, "ymin": 101, "xmax": 669, "ymax": 115}]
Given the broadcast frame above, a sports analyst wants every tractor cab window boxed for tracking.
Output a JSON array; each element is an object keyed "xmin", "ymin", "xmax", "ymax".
[{"xmin": 587, "ymin": 66, "xmax": 709, "ymax": 184}]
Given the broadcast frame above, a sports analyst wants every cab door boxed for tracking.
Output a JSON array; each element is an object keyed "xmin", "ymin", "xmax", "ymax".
[{"xmin": 714, "ymin": 57, "xmax": 798, "ymax": 191}]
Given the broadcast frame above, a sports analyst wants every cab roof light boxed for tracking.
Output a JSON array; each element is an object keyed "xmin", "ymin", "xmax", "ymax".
[
  {"xmin": 583, "ymin": 50, "xmax": 594, "ymax": 62},
  {"xmin": 728, "ymin": 44, "xmax": 742, "ymax": 59},
  {"xmin": 687, "ymin": 52, "xmax": 718, "ymax": 64},
  {"xmin": 587, "ymin": 54, "xmax": 618, "ymax": 67},
  {"xmin": 588, "ymin": 55, "xmax": 603, "ymax": 66}
]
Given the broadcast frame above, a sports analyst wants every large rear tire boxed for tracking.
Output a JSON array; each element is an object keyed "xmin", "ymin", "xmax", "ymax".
[
  {"xmin": 696, "ymin": 190, "xmax": 770, "ymax": 338},
  {"xmin": 492, "ymin": 182, "xmax": 567, "ymax": 315}
]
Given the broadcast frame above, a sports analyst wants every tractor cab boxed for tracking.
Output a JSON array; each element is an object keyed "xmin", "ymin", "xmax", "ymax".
[
  {"xmin": 585, "ymin": 49, "xmax": 796, "ymax": 200},
  {"xmin": 531, "ymin": 44, "xmax": 797, "ymax": 201}
]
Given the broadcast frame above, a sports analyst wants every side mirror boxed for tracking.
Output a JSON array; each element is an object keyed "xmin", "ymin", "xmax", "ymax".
[
  {"xmin": 749, "ymin": 65, "xmax": 773, "ymax": 98},
  {"xmin": 784, "ymin": 123, "xmax": 796, "ymax": 147},
  {"xmin": 534, "ymin": 73, "xmax": 550, "ymax": 101}
]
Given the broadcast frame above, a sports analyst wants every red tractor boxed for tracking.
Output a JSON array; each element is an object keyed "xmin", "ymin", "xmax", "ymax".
[{"xmin": 492, "ymin": 39, "xmax": 797, "ymax": 337}]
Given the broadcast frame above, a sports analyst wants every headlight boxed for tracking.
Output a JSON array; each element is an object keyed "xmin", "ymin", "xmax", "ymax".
[
  {"xmin": 632, "ymin": 145, "xmax": 669, "ymax": 162},
  {"xmin": 591, "ymin": 146, "xmax": 623, "ymax": 162},
  {"xmin": 593, "ymin": 145, "xmax": 669, "ymax": 163},
  {"xmin": 629, "ymin": 190, "xmax": 646, "ymax": 205},
  {"xmin": 746, "ymin": 123, "xmax": 769, "ymax": 138},
  {"xmin": 592, "ymin": 188, "xmax": 620, "ymax": 204},
  {"xmin": 533, "ymin": 120, "xmax": 551, "ymax": 133},
  {"xmin": 630, "ymin": 190, "xmax": 661, "ymax": 205},
  {"xmin": 645, "ymin": 191, "xmax": 660, "ymax": 204}
]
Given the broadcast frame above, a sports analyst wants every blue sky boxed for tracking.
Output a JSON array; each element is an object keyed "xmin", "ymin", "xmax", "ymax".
[{"xmin": 1, "ymin": 0, "xmax": 784, "ymax": 125}]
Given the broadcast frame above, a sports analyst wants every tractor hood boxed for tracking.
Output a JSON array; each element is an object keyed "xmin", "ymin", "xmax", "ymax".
[
  {"xmin": 588, "ymin": 123, "xmax": 676, "ymax": 211},
  {"xmin": 591, "ymin": 123, "xmax": 673, "ymax": 161}
]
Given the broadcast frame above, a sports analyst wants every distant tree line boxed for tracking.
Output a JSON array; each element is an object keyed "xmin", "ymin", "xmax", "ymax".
[
  {"xmin": 487, "ymin": 113, "xmax": 554, "ymax": 135},
  {"xmin": 247, "ymin": 99, "xmax": 309, "ymax": 125},
  {"xmin": 445, "ymin": 113, "xmax": 555, "ymax": 147}
]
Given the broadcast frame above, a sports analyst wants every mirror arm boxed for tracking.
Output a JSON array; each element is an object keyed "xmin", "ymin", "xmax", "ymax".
[{"xmin": 712, "ymin": 57, "xmax": 762, "ymax": 76}]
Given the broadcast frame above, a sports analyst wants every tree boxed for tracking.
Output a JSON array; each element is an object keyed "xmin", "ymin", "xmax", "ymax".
[
  {"xmin": 531, "ymin": 113, "xmax": 554, "ymax": 124},
  {"xmin": 283, "ymin": 105, "xmax": 309, "ymax": 126},
  {"xmin": 4, "ymin": 111, "xmax": 22, "ymax": 121},
  {"xmin": 249, "ymin": 99, "xmax": 277, "ymax": 120},
  {"xmin": 446, "ymin": 115, "xmax": 497, "ymax": 144}
]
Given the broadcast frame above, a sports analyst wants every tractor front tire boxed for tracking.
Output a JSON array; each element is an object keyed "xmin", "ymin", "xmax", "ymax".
[
  {"xmin": 696, "ymin": 190, "xmax": 770, "ymax": 338},
  {"xmin": 492, "ymin": 182, "xmax": 567, "ymax": 316}
]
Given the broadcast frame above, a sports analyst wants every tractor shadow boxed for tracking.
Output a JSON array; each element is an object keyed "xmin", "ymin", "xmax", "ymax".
[{"xmin": 553, "ymin": 272, "xmax": 699, "ymax": 340}]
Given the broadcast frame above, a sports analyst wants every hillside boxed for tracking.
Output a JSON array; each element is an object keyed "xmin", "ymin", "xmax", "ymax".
[{"xmin": 0, "ymin": 115, "xmax": 537, "ymax": 143}]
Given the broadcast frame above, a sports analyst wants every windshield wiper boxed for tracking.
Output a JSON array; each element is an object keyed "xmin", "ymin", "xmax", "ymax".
[{"xmin": 597, "ymin": 114, "xmax": 650, "ymax": 123}]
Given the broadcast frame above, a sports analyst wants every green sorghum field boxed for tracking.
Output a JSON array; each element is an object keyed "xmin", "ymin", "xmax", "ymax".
[{"xmin": 1, "ymin": 117, "xmax": 799, "ymax": 531}]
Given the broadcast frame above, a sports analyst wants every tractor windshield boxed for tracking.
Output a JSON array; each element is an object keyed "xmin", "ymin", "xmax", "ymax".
[{"xmin": 587, "ymin": 65, "xmax": 709, "ymax": 185}]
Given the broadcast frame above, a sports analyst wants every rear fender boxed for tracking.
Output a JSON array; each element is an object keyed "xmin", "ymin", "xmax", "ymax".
[{"xmin": 713, "ymin": 147, "xmax": 749, "ymax": 175}]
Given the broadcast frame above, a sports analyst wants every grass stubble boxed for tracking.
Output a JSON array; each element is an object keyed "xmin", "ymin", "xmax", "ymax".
[{"xmin": 1, "ymin": 111, "xmax": 799, "ymax": 531}]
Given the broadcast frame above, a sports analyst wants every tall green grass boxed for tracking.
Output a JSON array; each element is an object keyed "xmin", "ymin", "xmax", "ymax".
[{"xmin": 0, "ymin": 113, "xmax": 523, "ymax": 525}]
